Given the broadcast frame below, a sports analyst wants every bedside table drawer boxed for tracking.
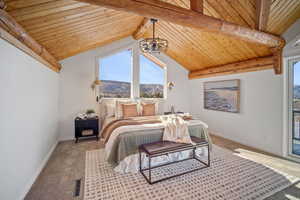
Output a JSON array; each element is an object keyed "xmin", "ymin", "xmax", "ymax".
[{"xmin": 76, "ymin": 119, "xmax": 98, "ymax": 128}]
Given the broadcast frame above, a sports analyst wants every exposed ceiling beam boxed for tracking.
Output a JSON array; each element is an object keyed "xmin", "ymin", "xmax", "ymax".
[
  {"xmin": 0, "ymin": 9, "xmax": 61, "ymax": 72},
  {"xmin": 76, "ymin": 0, "xmax": 285, "ymax": 49},
  {"xmin": 255, "ymin": 0, "xmax": 280, "ymax": 73},
  {"xmin": 270, "ymin": 48, "xmax": 282, "ymax": 74},
  {"xmin": 255, "ymin": 0, "xmax": 271, "ymax": 31},
  {"xmin": 256, "ymin": 0, "xmax": 280, "ymax": 74},
  {"xmin": 189, "ymin": 56, "xmax": 274, "ymax": 79},
  {"xmin": 133, "ymin": 18, "xmax": 151, "ymax": 40},
  {"xmin": 0, "ymin": 0, "xmax": 6, "ymax": 10},
  {"xmin": 190, "ymin": 0, "xmax": 203, "ymax": 13}
]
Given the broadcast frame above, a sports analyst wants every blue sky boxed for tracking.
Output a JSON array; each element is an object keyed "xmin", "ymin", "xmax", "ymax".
[
  {"xmin": 99, "ymin": 50, "xmax": 132, "ymax": 82},
  {"xmin": 139, "ymin": 55, "xmax": 164, "ymax": 84},
  {"xmin": 99, "ymin": 50, "xmax": 164, "ymax": 84},
  {"xmin": 294, "ymin": 61, "xmax": 300, "ymax": 86}
]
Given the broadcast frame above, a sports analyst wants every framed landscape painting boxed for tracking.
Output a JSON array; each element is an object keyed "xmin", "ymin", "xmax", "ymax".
[{"xmin": 204, "ymin": 79, "xmax": 240, "ymax": 113}]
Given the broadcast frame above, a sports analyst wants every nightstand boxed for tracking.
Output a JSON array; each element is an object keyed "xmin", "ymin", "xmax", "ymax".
[{"xmin": 74, "ymin": 117, "xmax": 99, "ymax": 143}]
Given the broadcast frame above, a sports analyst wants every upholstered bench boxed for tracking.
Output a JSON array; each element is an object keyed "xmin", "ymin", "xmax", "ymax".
[{"xmin": 139, "ymin": 136, "xmax": 210, "ymax": 184}]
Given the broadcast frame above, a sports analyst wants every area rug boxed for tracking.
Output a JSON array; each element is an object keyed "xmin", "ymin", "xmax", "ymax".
[{"xmin": 84, "ymin": 145, "xmax": 299, "ymax": 200}]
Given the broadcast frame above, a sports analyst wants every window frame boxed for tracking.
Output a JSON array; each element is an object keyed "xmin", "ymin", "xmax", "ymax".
[
  {"xmin": 139, "ymin": 53, "xmax": 167, "ymax": 100},
  {"xmin": 96, "ymin": 45, "xmax": 167, "ymax": 100},
  {"xmin": 284, "ymin": 55, "xmax": 300, "ymax": 161},
  {"xmin": 96, "ymin": 47, "xmax": 133, "ymax": 99}
]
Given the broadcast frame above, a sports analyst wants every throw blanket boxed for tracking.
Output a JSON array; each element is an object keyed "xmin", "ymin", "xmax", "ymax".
[
  {"xmin": 101, "ymin": 116, "xmax": 161, "ymax": 143},
  {"xmin": 161, "ymin": 115, "xmax": 193, "ymax": 144},
  {"xmin": 101, "ymin": 115, "xmax": 193, "ymax": 144}
]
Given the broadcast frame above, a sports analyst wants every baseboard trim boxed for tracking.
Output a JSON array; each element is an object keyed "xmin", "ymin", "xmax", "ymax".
[
  {"xmin": 19, "ymin": 140, "xmax": 58, "ymax": 200},
  {"xmin": 59, "ymin": 135, "xmax": 74, "ymax": 142},
  {"xmin": 59, "ymin": 138, "xmax": 74, "ymax": 142},
  {"xmin": 210, "ymin": 132, "xmax": 281, "ymax": 157}
]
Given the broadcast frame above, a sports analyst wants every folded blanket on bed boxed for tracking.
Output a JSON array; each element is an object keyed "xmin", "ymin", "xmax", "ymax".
[
  {"xmin": 101, "ymin": 116, "xmax": 161, "ymax": 143},
  {"xmin": 161, "ymin": 115, "xmax": 194, "ymax": 144},
  {"xmin": 101, "ymin": 115, "xmax": 193, "ymax": 143}
]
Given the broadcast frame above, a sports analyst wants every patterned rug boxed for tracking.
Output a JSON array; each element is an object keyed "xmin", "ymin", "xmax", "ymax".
[{"xmin": 84, "ymin": 145, "xmax": 299, "ymax": 200}]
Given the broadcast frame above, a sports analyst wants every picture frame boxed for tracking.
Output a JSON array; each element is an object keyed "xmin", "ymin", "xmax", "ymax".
[{"xmin": 204, "ymin": 79, "xmax": 240, "ymax": 113}]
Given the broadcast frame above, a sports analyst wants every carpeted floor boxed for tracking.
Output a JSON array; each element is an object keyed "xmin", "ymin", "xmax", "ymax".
[
  {"xmin": 84, "ymin": 145, "xmax": 299, "ymax": 200},
  {"xmin": 24, "ymin": 135, "xmax": 300, "ymax": 200}
]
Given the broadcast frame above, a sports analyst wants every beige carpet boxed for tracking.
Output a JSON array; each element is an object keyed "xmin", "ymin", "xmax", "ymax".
[{"xmin": 84, "ymin": 145, "xmax": 299, "ymax": 200}]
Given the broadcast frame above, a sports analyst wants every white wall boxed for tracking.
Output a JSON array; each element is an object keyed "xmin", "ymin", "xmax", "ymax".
[
  {"xmin": 283, "ymin": 19, "xmax": 300, "ymax": 57},
  {"xmin": 188, "ymin": 20, "xmax": 300, "ymax": 157},
  {"xmin": 189, "ymin": 70, "xmax": 283, "ymax": 155},
  {"xmin": 58, "ymin": 37, "xmax": 190, "ymax": 140},
  {"xmin": 0, "ymin": 39, "xmax": 59, "ymax": 200}
]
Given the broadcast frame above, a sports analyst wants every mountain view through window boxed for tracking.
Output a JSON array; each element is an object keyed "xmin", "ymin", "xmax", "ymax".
[
  {"xmin": 139, "ymin": 55, "xmax": 165, "ymax": 98},
  {"xmin": 99, "ymin": 49, "xmax": 132, "ymax": 98},
  {"xmin": 99, "ymin": 50, "xmax": 165, "ymax": 99}
]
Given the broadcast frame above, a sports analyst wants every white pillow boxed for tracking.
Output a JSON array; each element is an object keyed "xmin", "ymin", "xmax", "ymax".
[
  {"xmin": 115, "ymin": 100, "xmax": 137, "ymax": 119},
  {"xmin": 105, "ymin": 103, "xmax": 115, "ymax": 117}
]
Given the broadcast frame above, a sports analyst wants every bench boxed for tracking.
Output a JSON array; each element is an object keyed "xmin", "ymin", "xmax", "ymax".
[{"xmin": 138, "ymin": 136, "xmax": 210, "ymax": 184}]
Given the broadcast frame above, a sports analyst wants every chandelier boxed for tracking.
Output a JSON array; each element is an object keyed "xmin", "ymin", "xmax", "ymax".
[{"xmin": 139, "ymin": 18, "xmax": 168, "ymax": 54}]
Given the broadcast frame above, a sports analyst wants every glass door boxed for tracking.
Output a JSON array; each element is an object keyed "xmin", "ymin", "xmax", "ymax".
[{"xmin": 291, "ymin": 59, "xmax": 300, "ymax": 156}]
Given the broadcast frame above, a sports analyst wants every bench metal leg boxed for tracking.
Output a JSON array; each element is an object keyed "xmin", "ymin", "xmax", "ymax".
[
  {"xmin": 139, "ymin": 144, "xmax": 210, "ymax": 184},
  {"xmin": 207, "ymin": 145, "xmax": 210, "ymax": 167},
  {"xmin": 139, "ymin": 150, "xmax": 150, "ymax": 184},
  {"xmin": 139, "ymin": 149, "xmax": 142, "ymax": 172},
  {"xmin": 192, "ymin": 147, "xmax": 196, "ymax": 159},
  {"xmin": 148, "ymin": 155, "xmax": 152, "ymax": 184}
]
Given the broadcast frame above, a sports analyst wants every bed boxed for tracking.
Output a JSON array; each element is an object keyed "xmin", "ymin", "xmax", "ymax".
[{"xmin": 99, "ymin": 100, "xmax": 211, "ymax": 173}]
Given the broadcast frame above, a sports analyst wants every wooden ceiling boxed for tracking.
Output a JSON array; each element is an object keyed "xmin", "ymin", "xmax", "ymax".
[
  {"xmin": 4, "ymin": 0, "xmax": 144, "ymax": 60},
  {"xmin": 142, "ymin": 0, "xmax": 300, "ymax": 71},
  {"xmin": 3, "ymin": 0, "xmax": 300, "ymax": 75}
]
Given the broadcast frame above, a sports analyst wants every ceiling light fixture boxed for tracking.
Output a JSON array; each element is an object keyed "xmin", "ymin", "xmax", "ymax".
[{"xmin": 139, "ymin": 18, "xmax": 168, "ymax": 54}]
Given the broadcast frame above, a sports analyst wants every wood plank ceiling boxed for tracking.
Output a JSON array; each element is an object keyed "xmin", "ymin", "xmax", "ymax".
[
  {"xmin": 142, "ymin": 0, "xmax": 300, "ymax": 71},
  {"xmin": 4, "ymin": 0, "xmax": 300, "ymax": 72},
  {"xmin": 4, "ymin": 0, "xmax": 144, "ymax": 60}
]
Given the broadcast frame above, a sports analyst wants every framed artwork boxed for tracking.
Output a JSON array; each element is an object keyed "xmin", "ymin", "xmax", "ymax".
[{"xmin": 204, "ymin": 79, "xmax": 240, "ymax": 113}]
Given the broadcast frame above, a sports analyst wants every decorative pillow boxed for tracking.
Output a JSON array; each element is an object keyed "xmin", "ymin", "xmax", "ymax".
[
  {"xmin": 115, "ymin": 100, "xmax": 137, "ymax": 119},
  {"xmin": 122, "ymin": 104, "xmax": 138, "ymax": 118},
  {"xmin": 141, "ymin": 103, "xmax": 156, "ymax": 116},
  {"xmin": 140, "ymin": 100, "xmax": 158, "ymax": 115}
]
